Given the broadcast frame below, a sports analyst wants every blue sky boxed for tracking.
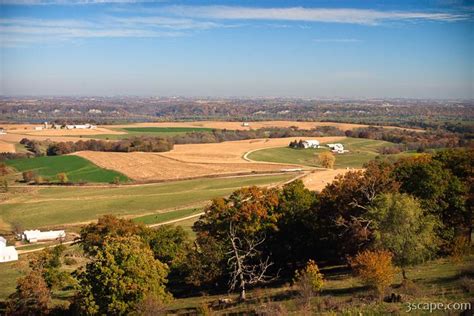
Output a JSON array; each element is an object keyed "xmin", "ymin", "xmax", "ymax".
[{"xmin": 1, "ymin": 0, "xmax": 473, "ymax": 98}]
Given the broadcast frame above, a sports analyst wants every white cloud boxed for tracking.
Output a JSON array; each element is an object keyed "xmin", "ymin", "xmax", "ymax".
[
  {"xmin": 165, "ymin": 6, "xmax": 468, "ymax": 25},
  {"xmin": 0, "ymin": 17, "xmax": 188, "ymax": 47}
]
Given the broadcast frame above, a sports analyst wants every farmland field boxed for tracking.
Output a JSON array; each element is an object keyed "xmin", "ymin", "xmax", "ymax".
[
  {"xmin": 0, "ymin": 174, "xmax": 294, "ymax": 229},
  {"xmin": 5, "ymin": 155, "xmax": 129, "ymax": 183},
  {"xmin": 132, "ymin": 207, "xmax": 202, "ymax": 225},
  {"xmin": 75, "ymin": 126, "xmax": 216, "ymax": 140},
  {"xmin": 247, "ymin": 138, "xmax": 396, "ymax": 168}
]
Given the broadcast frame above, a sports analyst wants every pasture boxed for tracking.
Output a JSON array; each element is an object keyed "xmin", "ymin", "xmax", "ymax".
[
  {"xmin": 5, "ymin": 155, "xmax": 129, "ymax": 183},
  {"xmin": 247, "ymin": 138, "xmax": 396, "ymax": 168},
  {"xmin": 0, "ymin": 174, "xmax": 293, "ymax": 229},
  {"xmin": 132, "ymin": 207, "xmax": 202, "ymax": 225}
]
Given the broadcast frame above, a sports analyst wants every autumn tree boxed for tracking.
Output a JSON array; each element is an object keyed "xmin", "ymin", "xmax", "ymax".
[
  {"xmin": 22, "ymin": 171, "xmax": 35, "ymax": 183},
  {"xmin": 270, "ymin": 180, "xmax": 318, "ymax": 268},
  {"xmin": 317, "ymin": 151, "xmax": 335, "ymax": 169},
  {"xmin": 29, "ymin": 245, "xmax": 71, "ymax": 290},
  {"xmin": 191, "ymin": 186, "xmax": 280, "ymax": 299},
  {"xmin": 79, "ymin": 215, "xmax": 145, "ymax": 256},
  {"xmin": 317, "ymin": 160, "xmax": 399, "ymax": 260},
  {"xmin": 6, "ymin": 271, "xmax": 51, "ymax": 316},
  {"xmin": 350, "ymin": 249, "xmax": 396, "ymax": 295},
  {"xmin": 392, "ymin": 155, "xmax": 468, "ymax": 247},
  {"xmin": 368, "ymin": 193, "xmax": 439, "ymax": 279},
  {"xmin": 74, "ymin": 236, "xmax": 171, "ymax": 315},
  {"xmin": 57, "ymin": 172, "xmax": 68, "ymax": 184}
]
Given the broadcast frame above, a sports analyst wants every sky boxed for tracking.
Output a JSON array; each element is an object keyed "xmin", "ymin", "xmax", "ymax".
[{"xmin": 0, "ymin": 0, "xmax": 473, "ymax": 98}]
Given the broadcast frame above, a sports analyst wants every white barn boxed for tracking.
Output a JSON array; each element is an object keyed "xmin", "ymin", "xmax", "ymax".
[
  {"xmin": 65, "ymin": 124, "xmax": 97, "ymax": 130},
  {"xmin": 0, "ymin": 236, "xmax": 18, "ymax": 263},
  {"xmin": 302, "ymin": 140, "xmax": 320, "ymax": 149},
  {"xmin": 327, "ymin": 143, "xmax": 347, "ymax": 154},
  {"xmin": 23, "ymin": 230, "xmax": 65, "ymax": 243}
]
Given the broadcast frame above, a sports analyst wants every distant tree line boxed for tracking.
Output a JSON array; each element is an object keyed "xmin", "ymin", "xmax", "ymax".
[
  {"xmin": 8, "ymin": 125, "xmax": 470, "ymax": 160},
  {"xmin": 45, "ymin": 137, "xmax": 174, "ymax": 155}
]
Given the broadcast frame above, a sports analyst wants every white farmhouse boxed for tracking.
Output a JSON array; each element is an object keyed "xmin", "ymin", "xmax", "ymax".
[
  {"xmin": 0, "ymin": 236, "xmax": 18, "ymax": 263},
  {"xmin": 0, "ymin": 128, "xmax": 6, "ymax": 135},
  {"xmin": 327, "ymin": 143, "xmax": 347, "ymax": 154},
  {"xmin": 302, "ymin": 140, "xmax": 320, "ymax": 149},
  {"xmin": 23, "ymin": 230, "xmax": 65, "ymax": 243}
]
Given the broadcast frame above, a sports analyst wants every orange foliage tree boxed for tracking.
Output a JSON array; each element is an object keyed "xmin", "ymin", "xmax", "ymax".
[{"xmin": 350, "ymin": 249, "xmax": 396, "ymax": 295}]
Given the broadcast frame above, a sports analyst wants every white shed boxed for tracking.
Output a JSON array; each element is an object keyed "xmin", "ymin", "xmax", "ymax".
[
  {"xmin": 302, "ymin": 140, "xmax": 320, "ymax": 149},
  {"xmin": 0, "ymin": 236, "xmax": 18, "ymax": 263},
  {"xmin": 23, "ymin": 230, "xmax": 65, "ymax": 243}
]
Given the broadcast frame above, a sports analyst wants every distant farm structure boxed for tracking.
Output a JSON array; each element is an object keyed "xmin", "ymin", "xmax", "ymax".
[
  {"xmin": 21, "ymin": 230, "xmax": 66, "ymax": 243},
  {"xmin": 0, "ymin": 236, "xmax": 18, "ymax": 263},
  {"xmin": 289, "ymin": 139, "xmax": 321, "ymax": 149},
  {"xmin": 327, "ymin": 143, "xmax": 348, "ymax": 154},
  {"xmin": 34, "ymin": 122, "xmax": 97, "ymax": 130}
]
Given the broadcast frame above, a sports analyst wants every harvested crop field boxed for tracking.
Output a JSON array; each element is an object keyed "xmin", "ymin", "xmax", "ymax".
[
  {"xmin": 301, "ymin": 169, "xmax": 361, "ymax": 192},
  {"xmin": 0, "ymin": 140, "xmax": 15, "ymax": 153},
  {"xmin": 74, "ymin": 151, "xmax": 301, "ymax": 181},
  {"xmin": 161, "ymin": 136, "xmax": 346, "ymax": 163},
  {"xmin": 74, "ymin": 137, "xmax": 344, "ymax": 180}
]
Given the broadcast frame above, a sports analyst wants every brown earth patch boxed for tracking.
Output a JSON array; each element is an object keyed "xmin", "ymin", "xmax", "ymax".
[
  {"xmin": 302, "ymin": 168, "xmax": 363, "ymax": 192},
  {"xmin": 0, "ymin": 140, "xmax": 15, "ymax": 153},
  {"xmin": 74, "ymin": 151, "xmax": 302, "ymax": 181}
]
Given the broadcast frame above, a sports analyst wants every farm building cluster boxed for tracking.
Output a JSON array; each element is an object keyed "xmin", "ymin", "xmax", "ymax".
[
  {"xmin": 289, "ymin": 139, "xmax": 348, "ymax": 153},
  {"xmin": 33, "ymin": 122, "xmax": 97, "ymax": 131},
  {"xmin": 0, "ymin": 230, "xmax": 66, "ymax": 263}
]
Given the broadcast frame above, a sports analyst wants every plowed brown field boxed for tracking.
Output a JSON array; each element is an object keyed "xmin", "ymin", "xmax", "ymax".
[{"xmin": 75, "ymin": 151, "xmax": 300, "ymax": 181}]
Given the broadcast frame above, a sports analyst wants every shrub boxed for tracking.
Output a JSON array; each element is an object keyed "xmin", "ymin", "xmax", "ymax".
[
  {"xmin": 293, "ymin": 260, "xmax": 324, "ymax": 309},
  {"xmin": 22, "ymin": 170, "xmax": 36, "ymax": 183},
  {"xmin": 317, "ymin": 152, "xmax": 335, "ymax": 169},
  {"xmin": 57, "ymin": 173, "xmax": 69, "ymax": 184},
  {"xmin": 450, "ymin": 236, "xmax": 470, "ymax": 263},
  {"xmin": 64, "ymin": 257, "xmax": 77, "ymax": 266},
  {"xmin": 350, "ymin": 249, "xmax": 396, "ymax": 295},
  {"xmin": 34, "ymin": 176, "xmax": 45, "ymax": 185}
]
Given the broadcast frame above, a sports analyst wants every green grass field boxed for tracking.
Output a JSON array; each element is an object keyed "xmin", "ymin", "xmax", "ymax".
[
  {"xmin": 78, "ymin": 126, "xmax": 215, "ymax": 140},
  {"xmin": 248, "ymin": 138, "xmax": 397, "ymax": 168},
  {"xmin": 0, "ymin": 174, "xmax": 293, "ymax": 229},
  {"xmin": 132, "ymin": 208, "xmax": 202, "ymax": 225},
  {"xmin": 5, "ymin": 155, "xmax": 129, "ymax": 183}
]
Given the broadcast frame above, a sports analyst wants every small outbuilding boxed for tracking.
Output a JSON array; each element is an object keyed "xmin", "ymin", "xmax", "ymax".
[
  {"xmin": 0, "ymin": 236, "xmax": 18, "ymax": 263},
  {"xmin": 22, "ymin": 230, "xmax": 66, "ymax": 243},
  {"xmin": 302, "ymin": 140, "xmax": 320, "ymax": 149}
]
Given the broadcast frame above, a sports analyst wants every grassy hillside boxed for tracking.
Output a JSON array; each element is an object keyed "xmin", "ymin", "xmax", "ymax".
[
  {"xmin": 132, "ymin": 208, "xmax": 202, "ymax": 225},
  {"xmin": 81, "ymin": 126, "xmax": 215, "ymax": 140},
  {"xmin": 248, "ymin": 138, "xmax": 398, "ymax": 168},
  {"xmin": 165, "ymin": 255, "xmax": 473, "ymax": 315},
  {"xmin": 5, "ymin": 155, "xmax": 129, "ymax": 183},
  {"xmin": 0, "ymin": 174, "xmax": 293, "ymax": 229}
]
